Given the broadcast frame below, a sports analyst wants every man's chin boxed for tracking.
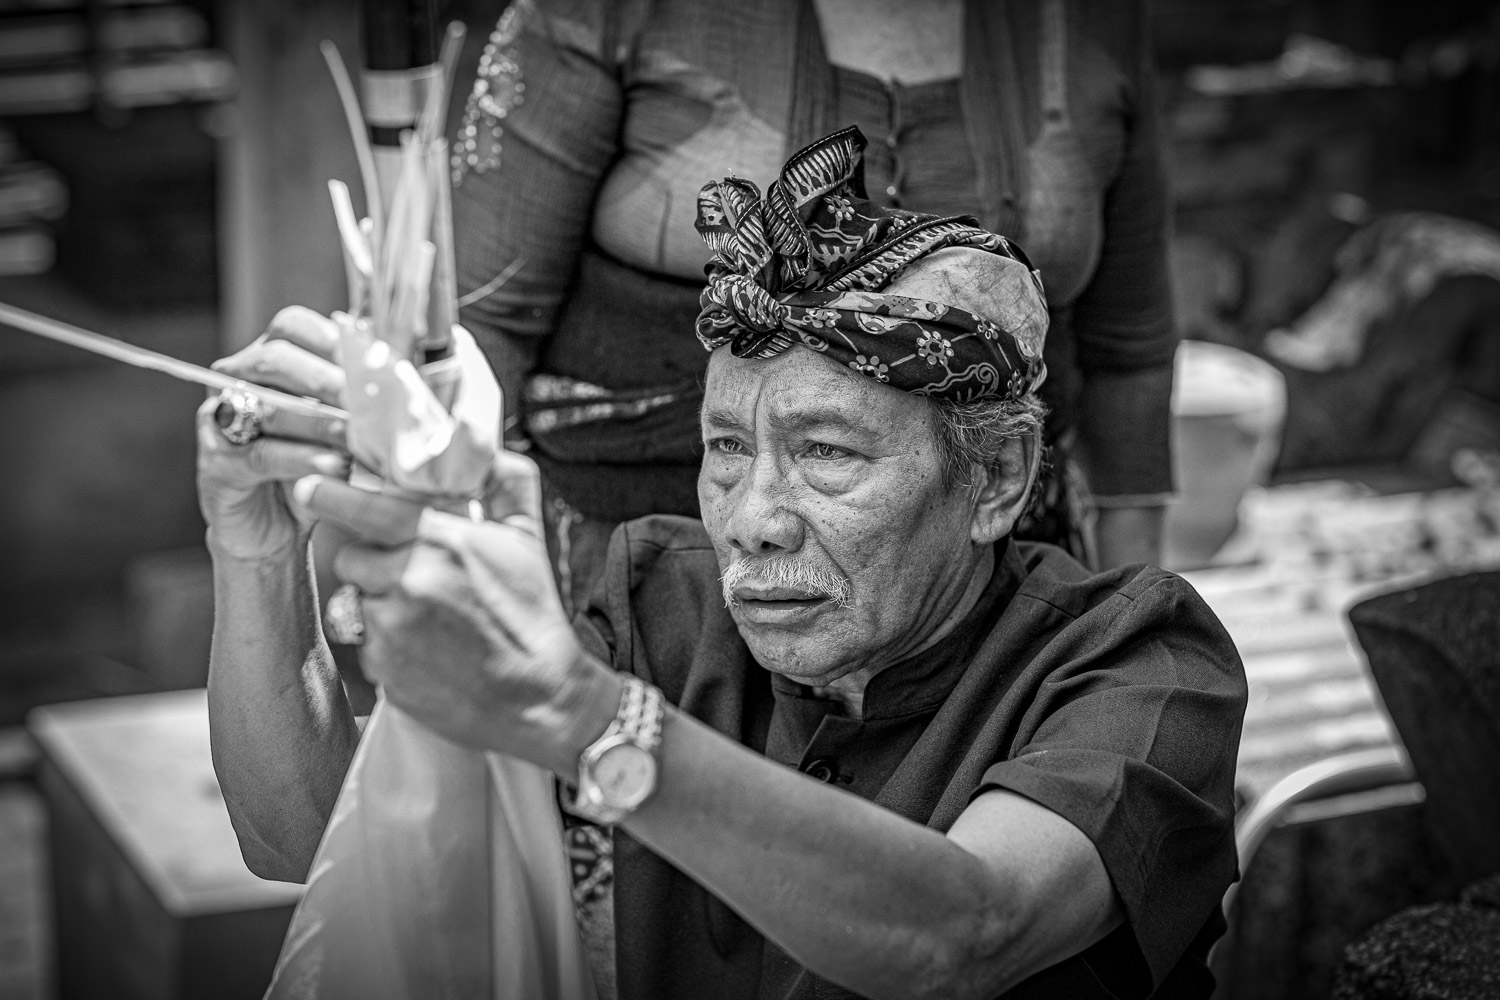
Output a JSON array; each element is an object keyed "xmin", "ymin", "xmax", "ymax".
[{"xmin": 731, "ymin": 608, "xmax": 848, "ymax": 685}]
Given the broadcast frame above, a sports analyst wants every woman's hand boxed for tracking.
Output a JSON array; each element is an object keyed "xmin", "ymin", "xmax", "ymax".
[{"xmin": 197, "ymin": 307, "xmax": 352, "ymax": 561}]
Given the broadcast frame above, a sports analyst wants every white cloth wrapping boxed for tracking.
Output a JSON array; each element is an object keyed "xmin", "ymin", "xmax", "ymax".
[
  {"xmin": 263, "ymin": 325, "xmax": 597, "ymax": 1000},
  {"xmin": 338, "ymin": 318, "xmax": 501, "ymax": 499}
]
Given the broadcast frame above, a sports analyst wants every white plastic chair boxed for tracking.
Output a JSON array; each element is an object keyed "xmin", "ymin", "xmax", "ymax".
[{"xmin": 1227, "ymin": 746, "xmax": 1419, "ymax": 917}]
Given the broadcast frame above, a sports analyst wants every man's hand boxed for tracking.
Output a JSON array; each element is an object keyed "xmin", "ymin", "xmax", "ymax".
[
  {"xmin": 197, "ymin": 307, "xmax": 350, "ymax": 561},
  {"xmin": 295, "ymin": 457, "xmax": 620, "ymax": 775}
]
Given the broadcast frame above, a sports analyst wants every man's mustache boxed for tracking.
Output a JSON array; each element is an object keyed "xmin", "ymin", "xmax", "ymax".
[{"xmin": 720, "ymin": 558, "xmax": 854, "ymax": 610}]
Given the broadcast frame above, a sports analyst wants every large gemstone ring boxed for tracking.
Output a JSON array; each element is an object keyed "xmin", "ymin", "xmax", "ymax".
[{"xmin": 214, "ymin": 385, "xmax": 265, "ymax": 445}]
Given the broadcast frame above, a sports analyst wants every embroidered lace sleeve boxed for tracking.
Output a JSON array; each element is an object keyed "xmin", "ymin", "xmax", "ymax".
[{"xmin": 452, "ymin": 0, "xmax": 631, "ymax": 421}]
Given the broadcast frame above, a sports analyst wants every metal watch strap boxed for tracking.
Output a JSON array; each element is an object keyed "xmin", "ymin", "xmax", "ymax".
[
  {"xmin": 618, "ymin": 675, "xmax": 664, "ymax": 750},
  {"xmin": 569, "ymin": 675, "xmax": 664, "ymax": 823}
]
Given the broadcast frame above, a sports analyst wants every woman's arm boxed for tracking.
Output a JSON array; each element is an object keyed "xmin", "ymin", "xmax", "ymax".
[
  {"xmin": 1070, "ymin": 2, "xmax": 1178, "ymax": 567},
  {"xmin": 1094, "ymin": 503, "xmax": 1166, "ymax": 569},
  {"xmin": 453, "ymin": 0, "xmax": 628, "ymax": 423}
]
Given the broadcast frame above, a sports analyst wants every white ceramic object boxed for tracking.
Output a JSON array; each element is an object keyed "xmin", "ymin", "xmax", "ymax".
[{"xmin": 1163, "ymin": 340, "xmax": 1288, "ymax": 570}]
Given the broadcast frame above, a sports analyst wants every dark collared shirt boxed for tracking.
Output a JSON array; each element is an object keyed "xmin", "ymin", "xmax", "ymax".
[{"xmin": 574, "ymin": 516, "xmax": 1246, "ymax": 1000}]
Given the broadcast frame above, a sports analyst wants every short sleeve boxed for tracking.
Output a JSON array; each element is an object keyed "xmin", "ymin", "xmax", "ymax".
[
  {"xmin": 568, "ymin": 515, "xmax": 738, "ymax": 701},
  {"xmin": 453, "ymin": 0, "xmax": 631, "ymax": 416},
  {"xmin": 1069, "ymin": 2, "xmax": 1178, "ymax": 500},
  {"xmin": 973, "ymin": 574, "xmax": 1246, "ymax": 996}
]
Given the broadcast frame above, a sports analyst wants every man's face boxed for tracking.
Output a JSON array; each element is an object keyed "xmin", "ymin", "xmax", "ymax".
[{"xmin": 698, "ymin": 347, "xmax": 985, "ymax": 687}]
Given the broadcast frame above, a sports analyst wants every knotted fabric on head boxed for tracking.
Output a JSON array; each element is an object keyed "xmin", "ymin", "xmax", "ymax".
[{"xmin": 695, "ymin": 127, "xmax": 1048, "ymax": 402}]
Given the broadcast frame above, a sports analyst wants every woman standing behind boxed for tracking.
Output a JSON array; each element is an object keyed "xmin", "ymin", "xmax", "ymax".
[{"xmin": 454, "ymin": 0, "xmax": 1177, "ymax": 612}]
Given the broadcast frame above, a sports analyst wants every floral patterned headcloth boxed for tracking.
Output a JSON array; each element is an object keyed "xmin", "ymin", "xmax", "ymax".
[{"xmin": 695, "ymin": 127, "xmax": 1048, "ymax": 402}]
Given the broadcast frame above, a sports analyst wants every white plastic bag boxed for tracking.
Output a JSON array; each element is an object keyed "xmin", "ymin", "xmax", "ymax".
[
  {"xmin": 266, "ymin": 703, "xmax": 596, "ymax": 1000},
  {"xmin": 264, "ymin": 324, "xmax": 596, "ymax": 1000}
]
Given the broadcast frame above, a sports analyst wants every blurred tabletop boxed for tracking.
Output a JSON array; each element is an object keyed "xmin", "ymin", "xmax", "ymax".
[
  {"xmin": 1180, "ymin": 479, "xmax": 1500, "ymax": 806},
  {"xmin": 28, "ymin": 688, "xmax": 301, "ymax": 917}
]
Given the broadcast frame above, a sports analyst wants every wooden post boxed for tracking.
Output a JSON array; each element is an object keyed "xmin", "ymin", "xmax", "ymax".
[{"xmin": 217, "ymin": 1, "xmax": 363, "ymax": 351}]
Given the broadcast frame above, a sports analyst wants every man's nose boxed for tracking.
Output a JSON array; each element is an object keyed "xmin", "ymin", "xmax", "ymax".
[{"xmin": 724, "ymin": 452, "xmax": 804, "ymax": 556}]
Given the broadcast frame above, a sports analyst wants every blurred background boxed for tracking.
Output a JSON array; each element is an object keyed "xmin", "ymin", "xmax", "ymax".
[{"xmin": 1, "ymin": 0, "xmax": 1499, "ymax": 998}]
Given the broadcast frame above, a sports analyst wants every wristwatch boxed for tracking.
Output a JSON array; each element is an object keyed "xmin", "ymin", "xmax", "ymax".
[{"xmin": 570, "ymin": 675, "xmax": 665, "ymax": 825}]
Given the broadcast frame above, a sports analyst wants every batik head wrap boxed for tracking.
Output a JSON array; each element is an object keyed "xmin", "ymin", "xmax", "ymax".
[{"xmin": 695, "ymin": 127, "xmax": 1048, "ymax": 402}]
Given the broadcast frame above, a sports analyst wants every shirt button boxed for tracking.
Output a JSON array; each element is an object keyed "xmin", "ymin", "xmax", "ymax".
[{"xmin": 805, "ymin": 759, "xmax": 836, "ymax": 783}]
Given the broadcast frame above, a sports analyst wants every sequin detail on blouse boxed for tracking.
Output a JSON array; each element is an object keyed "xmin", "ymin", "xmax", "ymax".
[{"xmin": 452, "ymin": 0, "xmax": 532, "ymax": 186}]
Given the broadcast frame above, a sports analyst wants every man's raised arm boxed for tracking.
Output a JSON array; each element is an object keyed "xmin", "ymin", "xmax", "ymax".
[
  {"xmin": 298, "ymin": 474, "xmax": 1126, "ymax": 1000},
  {"xmin": 198, "ymin": 308, "xmax": 361, "ymax": 882}
]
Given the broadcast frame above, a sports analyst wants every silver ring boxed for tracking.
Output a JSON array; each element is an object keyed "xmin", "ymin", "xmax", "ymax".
[
  {"xmin": 324, "ymin": 583, "xmax": 366, "ymax": 645},
  {"xmin": 214, "ymin": 386, "xmax": 264, "ymax": 445}
]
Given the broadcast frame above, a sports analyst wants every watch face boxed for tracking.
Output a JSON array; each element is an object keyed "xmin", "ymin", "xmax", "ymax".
[{"xmin": 594, "ymin": 742, "xmax": 658, "ymax": 809}]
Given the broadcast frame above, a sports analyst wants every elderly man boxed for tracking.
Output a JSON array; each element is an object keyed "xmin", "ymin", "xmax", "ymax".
[{"xmin": 199, "ymin": 129, "xmax": 1245, "ymax": 999}]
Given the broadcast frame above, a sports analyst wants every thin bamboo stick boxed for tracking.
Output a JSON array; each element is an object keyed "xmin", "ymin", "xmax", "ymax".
[{"xmin": 321, "ymin": 40, "xmax": 385, "ymax": 287}]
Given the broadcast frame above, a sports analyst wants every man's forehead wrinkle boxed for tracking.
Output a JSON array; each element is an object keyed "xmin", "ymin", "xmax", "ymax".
[
  {"xmin": 706, "ymin": 344, "xmax": 931, "ymax": 449},
  {"xmin": 702, "ymin": 402, "xmax": 748, "ymax": 431},
  {"xmin": 703, "ymin": 352, "xmax": 768, "ymax": 425},
  {"xmin": 757, "ymin": 362, "xmax": 899, "ymax": 437},
  {"xmin": 767, "ymin": 402, "xmax": 878, "ymax": 440}
]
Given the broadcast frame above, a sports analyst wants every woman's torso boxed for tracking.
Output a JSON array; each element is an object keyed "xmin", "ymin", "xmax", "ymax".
[
  {"xmin": 521, "ymin": 0, "xmax": 1151, "ymax": 526},
  {"xmin": 587, "ymin": 0, "xmax": 1130, "ymax": 307}
]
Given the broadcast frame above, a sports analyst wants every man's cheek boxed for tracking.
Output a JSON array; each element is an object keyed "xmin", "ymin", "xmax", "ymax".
[{"xmin": 698, "ymin": 494, "xmax": 734, "ymax": 548}]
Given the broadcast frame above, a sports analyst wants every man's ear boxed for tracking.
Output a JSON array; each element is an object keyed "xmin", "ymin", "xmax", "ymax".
[{"xmin": 970, "ymin": 427, "xmax": 1042, "ymax": 545}]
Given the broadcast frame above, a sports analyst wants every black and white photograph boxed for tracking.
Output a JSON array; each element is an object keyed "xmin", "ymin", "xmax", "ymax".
[{"xmin": 1, "ymin": 1, "xmax": 1498, "ymax": 997}]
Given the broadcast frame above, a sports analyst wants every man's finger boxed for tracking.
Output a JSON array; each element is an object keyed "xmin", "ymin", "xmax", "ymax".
[
  {"xmin": 201, "ymin": 433, "xmax": 349, "ymax": 483},
  {"xmin": 213, "ymin": 338, "xmax": 345, "ymax": 405},
  {"xmin": 258, "ymin": 406, "xmax": 348, "ymax": 450},
  {"xmin": 263, "ymin": 306, "xmax": 341, "ymax": 360},
  {"xmin": 198, "ymin": 389, "xmax": 346, "ymax": 450},
  {"xmin": 332, "ymin": 546, "xmax": 411, "ymax": 597},
  {"xmin": 483, "ymin": 450, "xmax": 544, "ymax": 526},
  {"xmin": 295, "ymin": 476, "xmax": 424, "ymax": 547}
]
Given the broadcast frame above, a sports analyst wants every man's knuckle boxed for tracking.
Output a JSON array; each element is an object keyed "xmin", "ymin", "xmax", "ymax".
[
  {"xmin": 496, "ymin": 451, "xmax": 541, "ymax": 482},
  {"xmin": 400, "ymin": 556, "xmax": 446, "ymax": 600},
  {"xmin": 331, "ymin": 547, "xmax": 360, "ymax": 583},
  {"xmin": 269, "ymin": 305, "xmax": 313, "ymax": 333},
  {"xmin": 241, "ymin": 439, "xmax": 268, "ymax": 476},
  {"xmin": 196, "ymin": 449, "xmax": 225, "ymax": 480},
  {"xmin": 257, "ymin": 339, "xmax": 300, "ymax": 373},
  {"xmin": 513, "ymin": 452, "xmax": 541, "ymax": 478},
  {"xmin": 417, "ymin": 509, "xmax": 466, "ymax": 550}
]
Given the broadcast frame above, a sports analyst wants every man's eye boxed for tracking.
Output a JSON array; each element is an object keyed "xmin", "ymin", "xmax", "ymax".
[
  {"xmin": 709, "ymin": 437, "xmax": 747, "ymax": 455},
  {"xmin": 805, "ymin": 442, "xmax": 851, "ymax": 460}
]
